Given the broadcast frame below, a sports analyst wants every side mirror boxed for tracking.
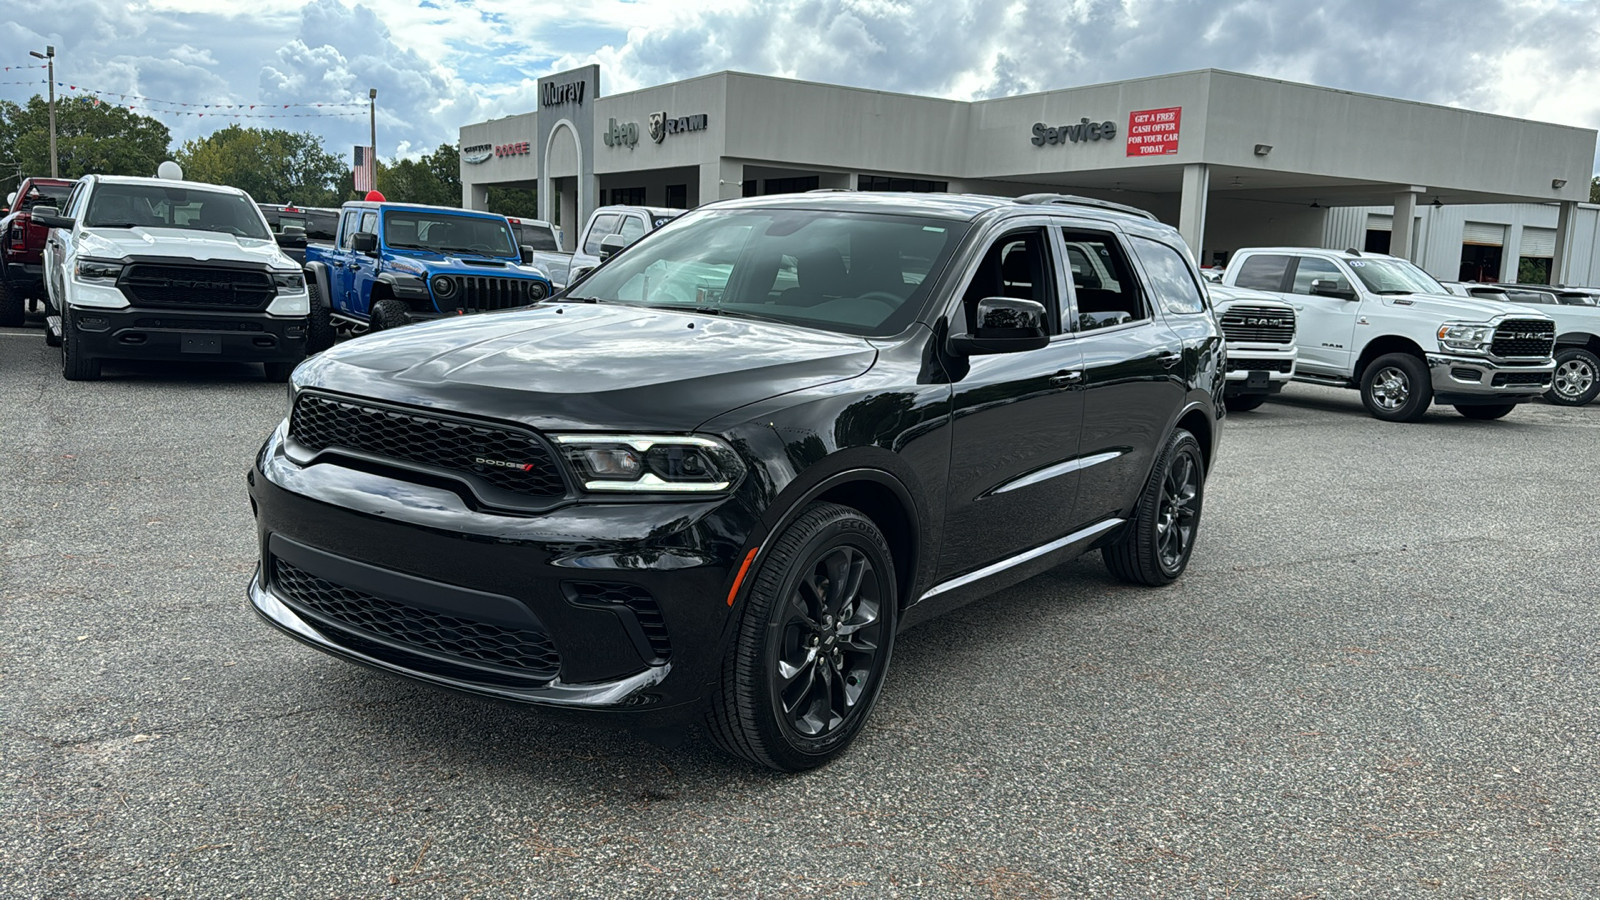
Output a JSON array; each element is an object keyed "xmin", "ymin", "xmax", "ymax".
[
  {"xmin": 520, "ymin": 244, "xmax": 535, "ymax": 265},
  {"xmin": 1310, "ymin": 278, "xmax": 1356, "ymax": 300},
  {"xmin": 598, "ymin": 233, "xmax": 628, "ymax": 261},
  {"xmin": 277, "ymin": 224, "xmax": 306, "ymax": 243},
  {"xmin": 950, "ymin": 297, "xmax": 1050, "ymax": 356},
  {"xmin": 31, "ymin": 206, "xmax": 75, "ymax": 229},
  {"xmin": 350, "ymin": 231, "xmax": 378, "ymax": 254}
]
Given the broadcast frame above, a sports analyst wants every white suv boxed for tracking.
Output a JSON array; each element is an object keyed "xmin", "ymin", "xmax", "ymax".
[{"xmin": 1222, "ymin": 248, "xmax": 1555, "ymax": 421}]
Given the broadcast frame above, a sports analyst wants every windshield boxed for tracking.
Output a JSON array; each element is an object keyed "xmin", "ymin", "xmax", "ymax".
[
  {"xmin": 83, "ymin": 183, "xmax": 271, "ymax": 239},
  {"xmin": 1346, "ymin": 257, "xmax": 1446, "ymax": 294},
  {"xmin": 565, "ymin": 209, "xmax": 968, "ymax": 337},
  {"xmin": 383, "ymin": 210, "xmax": 516, "ymax": 258}
]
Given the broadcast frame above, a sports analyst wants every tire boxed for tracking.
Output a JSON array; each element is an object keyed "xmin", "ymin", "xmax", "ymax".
[
  {"xmin": 1223, "ymin": 393, "xmax": 1269, "ymax": 413},
  {"xmin": 705, "ymin": 502, "xmax": 898, "ymax": 772},
  {"xmin": 263, "ymin": 361, "xmax": 296, "ymax": 382},
  {"xmin": 306, "ymin": 280, "xmax": 336, "ymax": 353},
  {"xmin": 1103, "ymin": 428, "xmax": 1205, "ymax": 586},
  {"xmin": 60, "ymin": 307, "xmax": 101, "ymax": 381},
  {"xmin": 0, "ymin": 280, "xmax": 23, "ymax": 327},
  {"xmin": 1359, "ymin": 352, "xmax": 1431, "ymax": 422},
  {"xmin": 369, "ymin": 299, "xmax": 411, "ymax": 332},
  {"xmin": 1454, "ymin": 404, "xmax": 1516, "ymax": 420},
  {"xmin": 1546, "ymin": 347, "xmax": 1600, "ymax": 407}
]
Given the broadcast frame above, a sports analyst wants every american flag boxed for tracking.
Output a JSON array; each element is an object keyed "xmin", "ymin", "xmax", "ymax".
[{"xmin": 353, "ymin": 146, "xmax": 374, "ymax": 193}]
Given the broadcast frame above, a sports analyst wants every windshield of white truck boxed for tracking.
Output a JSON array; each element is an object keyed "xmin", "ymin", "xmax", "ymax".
[
  {"xmin": 564, "ymin": 209, "xmax": 967, "ymax": 337},
  {"xmin": 84, "ymin": 184, "xmax": 270, "ymax": 240},
  {"xmin": 383, "ymin": 211, "xmax": 517, "ymax": 258},
  {"xmin": 1347, "ymin": 258, "xmax": 1446, "ymax": 295}
]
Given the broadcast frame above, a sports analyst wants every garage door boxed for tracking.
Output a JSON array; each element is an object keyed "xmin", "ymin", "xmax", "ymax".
[
  {"xmin": 1520, "ymin": 226, "xmax": 1556, "ymax": 258},
  {"xmin": 1462, "ymin": 222, "xmax": 1506, "ymax": 246}
]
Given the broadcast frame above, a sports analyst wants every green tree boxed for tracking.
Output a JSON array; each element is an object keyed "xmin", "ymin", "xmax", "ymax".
[
  {"xmin": 0, "ymin": 95, "xmax": 171, "ymax": 180},
  {"xmin": 1591, "ymin": 176, "xmax": 1599, "ymax": 204},
  {"xmin": 176, "ymin": 125, "xmax": 345, "ymax": 207}
]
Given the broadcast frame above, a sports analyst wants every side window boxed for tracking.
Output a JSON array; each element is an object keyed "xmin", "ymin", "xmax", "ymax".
[
  {"xmin": 583, "ymin": 213, "xmax": 621, "ymax": 255},
  {"xmin": 1233, "ymin": 254, "xmax": 1292, "ymax": 291},
  {"xmin": 339, "ymin": 211, "xmax": 362, "ymax": 248},
  {"xmin": 617, "ymin": 215, "xmax": 647, "ymax": 245},
  {"xmin": 960, "ymin": 228, "xmax": 1058, "ymax": 334},
  {"xmin": 1290, "ymin": 257, "xmax": 1349, "ymax": 295},
  {"xmin": 1131, "ymin": 237, "xmax": 1207, "ymax": 315},
  {"xmin": 1060, "ymin": 230, "xmax": 1147, "ymax": 332},
  {"xmin": 65, "ymin": 183, "xmax": 88, "ymax": 218},
  {"xmin": 359, "ymin": 212, "xmax": 378, "ymax": 236}
]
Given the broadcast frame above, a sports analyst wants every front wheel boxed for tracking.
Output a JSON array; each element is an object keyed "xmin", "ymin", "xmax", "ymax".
[
  {"xmin": 1546, "ymin": 347, "xmax": 1600, "ymax": 407},
  {"xmin": 705, "ymin": 502, "xmax": 897, "ymax": 772},
  {"xmin": 1223, "ymin": 393, "xmax": 1269, "ymax": 413},
  {"xmin": 369, "ymin": 299, "xmax": 411, "ymax": 332},
  {"xmin": 1455, "ymin": 403, "xmax": 1516, "ymax": 420},
  {"xmin": 60, "ymin": 307, "xmax": 101, "ymax": 381},
  {"xmin": 1103, "ymin": 428, "xmax": 1205, "ymax": 586},
  {"xmin": 306, "ymin": 281, "xmax": 335, "ymax": 353},
  {"xmin": 1360, "ymin": 353, "xmax": 1431, "ymax": 422}
]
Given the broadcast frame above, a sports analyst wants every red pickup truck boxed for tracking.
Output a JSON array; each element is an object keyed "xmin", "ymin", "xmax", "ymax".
[{"xmin": 2, "ymin": 177, "xmax": 75, "ymax": 326}]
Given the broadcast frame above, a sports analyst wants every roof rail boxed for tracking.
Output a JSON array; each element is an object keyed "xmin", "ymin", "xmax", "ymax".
[{"xmin": 1013, "ymin": 193, "xmax": 1158, "ymax": 221}]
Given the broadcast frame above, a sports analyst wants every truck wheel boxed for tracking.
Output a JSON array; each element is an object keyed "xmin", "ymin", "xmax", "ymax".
[
  {"xmin": 1454, "ymin": 404, "xmax": 1516, "ymax": 420},
  {"xmin": 0, "ymin": 281, "xmax": 22, "ymax": 327},
  {"xmin": 1359, "ymin": 353, "xmax": 1431, "ymax": 422},
  {"xmin": 370, "ymin": 299, "xmax": 410, "ymax": 332},
  {"xmin": 306, "ymin": 282, "xmax": 335, "ymax": 353},
  {"xmin": 704, "ymin": 502, "xmax": 897, "ymax": 772},
  {"xmin": 60, "ymin": 308, "xmax": 101, "ymax": 381},
  {"xmin": 1546, "ymin": 347, "xmax": 1600, "ymax": 407},
  {"xmin": 1103, "ymin": 428, "xmax": 1205, "ymax": 586},
  {"xmin": 1223, "ymin": 394, "xmax": 1268, "ymax": 413}
]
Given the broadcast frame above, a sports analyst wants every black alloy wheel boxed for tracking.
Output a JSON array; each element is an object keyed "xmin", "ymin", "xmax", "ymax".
[
  {"xmin": 1546, "ymin": 347, "xmax": 1600, "ymax": 407},
  {"xmin": 1454, "ymin": 403, "xmax": 1516, "ymax": 420},
  {"xmin": 1359, "ymin": 352, "xmax": 1432, "ymax": 422},
  {"xmin": 59, "ymin": 307, "xmax": 101, "ymax": 381},
  {"xmin": 1104, "ymin": 428, "xmax": 1205, "ymax": 586},
  {"xmin": 369, "ymin": 298, "xmax": 411, "ymax": 332},
  {"xmin": 1223, "ymin": 393, "xmax": 1269, "ymax": 413},
  {"xmin": 0, "ymin": 280, "xmax": 22, "ymax": 327},
  {"xmin": 706, "ymin": 502, "xmax": 897, "ymax": 772}
]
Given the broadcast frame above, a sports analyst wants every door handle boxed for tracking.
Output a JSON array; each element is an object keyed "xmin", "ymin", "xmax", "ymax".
[
  {"xmin": 331, "ymin": 261, "xmax": 344, "ymax": 269},
  {"xmin": 1158, "ymin": 351, "xmax": 1182, "ymax": 368},
  {"xmin": 1050, "ymin": 369, "xmax": 1083, "ymax": 386}
]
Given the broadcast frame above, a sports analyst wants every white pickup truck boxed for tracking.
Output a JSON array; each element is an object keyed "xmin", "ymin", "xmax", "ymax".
[
  {"xmin": 1221, "ymin": 247, "xmax": 1556, "ymax": 421},
  {"xmin": 1440, "ymin": 282, "xmax": 1600, "ymax": 407},
  {"xmin": 1207, "ymin": 283, "xmax": 1297, "ymax": 412},
  {"xmin": 567, "ymin": 205, "xmax": 683, "ymax": 284}
]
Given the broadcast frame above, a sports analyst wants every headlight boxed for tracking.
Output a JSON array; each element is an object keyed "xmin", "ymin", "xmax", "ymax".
[
  {"xmin": 552, "ymin": 434, "xmax": 745, "ymax": 493},
  {"xmin": 527, "ymin": 280, "xmax": 548, "ymax": 301},
  {"xmin": 272, "ymin": 271, "xmax": 306, "ymax": 293},
  {"xmin": 1437, "ymin": 323, "xmax": 1492, "ymax": 353},
  {"xmin": 74, "ymin": 259, "xmax": 121, "ymax": 282},
  {"xmin": 432, "ymin": 275, "xmax": 456, "ymax": 299}
]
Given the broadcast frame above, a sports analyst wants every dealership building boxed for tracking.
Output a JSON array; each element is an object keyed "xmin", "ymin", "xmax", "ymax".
[{"xmin": 459, "ymin": 65, "xmax": 1600, "ymax": 286}]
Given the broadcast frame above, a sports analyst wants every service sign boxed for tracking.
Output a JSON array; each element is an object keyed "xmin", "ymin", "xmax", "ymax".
[{"xmin": 1126, "ymin": 107, "xmax": 1182, "ymax": 157}]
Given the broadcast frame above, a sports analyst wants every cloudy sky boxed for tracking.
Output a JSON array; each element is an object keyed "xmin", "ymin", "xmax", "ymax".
[{"xmin": 4, "ymin": 0, "xmax": 1599, "ymax": 168}]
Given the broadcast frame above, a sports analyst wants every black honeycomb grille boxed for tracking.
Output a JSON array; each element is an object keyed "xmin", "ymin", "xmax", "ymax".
[
  {"xmin": 1490, "ymin": 319, "xmax": 1555, "ymax": 359},
  {"xmin": 289, "ymin": 393, "xmax": 566, "ymax": 498},
  {"xmin": 566, "ymin": 581, "xmax": 672, "ymax": 661},
  {"xmin": 272, "ymin": 557, "xmax": 560, "ymax": 680},
  {"xmin": 1491, "ymin": 371, "xmax": 1550, "ymax": 387},
  {"xmin": 120, "ymin": 264, "xmax": 275, "ymax": 310}
]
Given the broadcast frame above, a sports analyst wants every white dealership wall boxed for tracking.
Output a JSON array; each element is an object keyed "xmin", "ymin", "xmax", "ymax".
[
  {"xmin": 460, "ymin": 66, "xmax": 1598, "ymax": 273},
  {"xmin": 1325, "ymin": 203, "xmax": 1600, "ymax": 287}
]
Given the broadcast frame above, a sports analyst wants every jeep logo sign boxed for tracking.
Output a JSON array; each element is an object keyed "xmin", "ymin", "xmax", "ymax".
[
  {"xmin": 1031, "ymin": 118, "xmax": 1118, "ymax": 147},
  {"xmin": 542, "ymin": 80, "xmax": 585, "ymax": 107},
  {"xmin": 603, "ymin": 118, "xmax": 639, "ymax": 149}
]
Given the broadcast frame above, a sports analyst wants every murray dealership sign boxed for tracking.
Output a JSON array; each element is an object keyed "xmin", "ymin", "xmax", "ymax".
[{"xmin": 542, "ymin": 80, "xmax": 586, "ymax": 107}]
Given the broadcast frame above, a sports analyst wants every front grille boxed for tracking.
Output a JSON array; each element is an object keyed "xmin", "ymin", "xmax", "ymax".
[
  {"xmin": 272, "ymin": 557, "xmax": 561, "ymax": 681},
  {"xmin": 120, "ymin": 264, "xmax": 275, "ymax": 311},
  {"xmin": 1492, "ymin": 371, "xmax": 1550, "ymax": 387},
  {"xmin": 1226, "ymin": 358, "xmax": 1293, "ymax": 373},
  {"xmin": 565, "ymin": 582, "xmax": 672, "ymax": 662},
  {"xmin": 433, "ymin": 276, "xmax": 547, "ymax": 313},
  {"xmin": 1218, "ymin": 305, "xmax": 1295, "ymax": 344},
  {"xmin": 1490, "ymin": 319, "xmax": 1556, "ymax": 359},
  {"xmin": 289, "ymin": 393, "xmax": 566, "ymax": 499}
]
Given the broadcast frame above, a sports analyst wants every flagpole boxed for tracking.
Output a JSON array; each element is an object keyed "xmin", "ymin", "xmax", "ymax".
[{"xmin": 368, "ymin": 88, "xmax": 377, "ymax": 192}]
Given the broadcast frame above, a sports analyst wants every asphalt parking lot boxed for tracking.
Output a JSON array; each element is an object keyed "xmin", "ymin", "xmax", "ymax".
[{"xmin": 3, "ymin": 320, "xmax": 1599, "ymax": 899}]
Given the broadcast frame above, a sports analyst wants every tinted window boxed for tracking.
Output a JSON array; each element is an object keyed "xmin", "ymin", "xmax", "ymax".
[
  {"xmin": 20, "ymin": 182, "xmax": 72, "ymax": 209},
  {"xmin": 382, "ymin": 211, "xmax": 517, "ymax": 258},
  {"xmin": 961, "ymin": 229, "xmax": 1059, "ymax": 334},
  {"xmin": 1131, "ymin": 237, "xmax": 1207, "ymax": 315},
  {"xmin": 1233, "ymin": 254, "xmax": 1291, "ymax": 291},
  {"xmin": 617, "ymin": 215, "xmax": 648, "ymax": 245},
  {"xmin": 516, "ymin": 222, "xmax": 559, "ymax": 251},
  {"xmin": 568, "ymin": 209, "xmax": 967, "ymax": 337},
  {"xmin": 583, "ymin": 213, "xmax": 620, "ymax": 254},
  {"xmin": 1290, "ymin": 257, "xmax": 1349, "ymax": 295},
  {"xmin": 306, "ymin": 211, "xmax": 338, "ymax": 241},
  {"xmin": 1061, "ymin": 231, "xmax": 1146, "ymax": 331},
  {"xmin": 83, "ymin": 183, "xmax": 270, "ymax": 239},
  {"xmin": 340, "ymin": 211, "xmax": 362, "ymax": 248}
]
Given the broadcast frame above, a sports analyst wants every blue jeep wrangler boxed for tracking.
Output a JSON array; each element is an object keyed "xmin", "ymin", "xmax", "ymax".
[{"xmin": 304, "ymin": 201, "xmax": 553, "ymax": 343}]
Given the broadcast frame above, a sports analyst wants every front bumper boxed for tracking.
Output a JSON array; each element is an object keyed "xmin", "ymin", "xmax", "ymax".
[
  {"xmin": 1427, "ymin": 353, "xmax": 1554, "ymax": 405},
  {"xmin": 1224, "ymin": 345, "xmax": 1296, "ymax": 396},
  {"xmin": 72, "ymin": 306, "xmax": 309, "ymax": 363},
  {"xmin": 246, "ymin": 423, "xmax": 752, "ymax": 728}
]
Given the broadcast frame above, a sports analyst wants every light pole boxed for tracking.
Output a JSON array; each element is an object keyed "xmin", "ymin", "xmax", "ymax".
[
  {"xmin": 368, "ymin": 88, "xmax": 377, "ymax": 192},
  {"xmin": 28, "ymin": 46, "xmax": 56, "ymax": 178}
]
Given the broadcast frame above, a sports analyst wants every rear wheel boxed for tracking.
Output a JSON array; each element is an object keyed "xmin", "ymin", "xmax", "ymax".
[
  {"xmin": 369, "ymin": 299, "xmax": 411, "ymax": 332},
  {"xmin": 60, "ymin": 307, "xmax": 101, "ymax": 381},
  {"xmin": 705, "ymin": 502, "xmax": 897, "ymax": 772},
  {"xmin": 1360, "ymin": 353, "xmax": 1431, "ymax": 422},
  {"xmin": 0, "ymin": 281, "xmax": 23, "ymax": 327},
  {"xmin": 1223, "ymin": 393, "xmax": 1269, "ymax": 413},
  {"xmin": 1546, "ymin": 347, "xmax": 1600, "ymax": 407},
  {"xmin": 1104, "ymin": 428, "xmax": 1205, "ymax": 586},
  {"xmin": 1454, "ymin": 403, "xmax": 1516, "ymax": 420}
]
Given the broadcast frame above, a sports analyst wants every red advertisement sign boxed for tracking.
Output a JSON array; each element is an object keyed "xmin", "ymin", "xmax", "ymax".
[{"xmin": 1126, "ymin": 107, "xmax": 1182, "ymax": 157}]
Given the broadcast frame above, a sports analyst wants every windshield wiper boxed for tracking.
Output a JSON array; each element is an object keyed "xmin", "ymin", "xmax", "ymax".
[{"xmin": 633, "ymin": 303, "xmax": 766, "ymax": 321}]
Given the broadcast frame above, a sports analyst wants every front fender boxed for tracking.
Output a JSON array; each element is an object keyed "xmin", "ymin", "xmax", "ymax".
[{"xmin": 303, "ymin": 261, "xmax": 333, "ymax": 308}]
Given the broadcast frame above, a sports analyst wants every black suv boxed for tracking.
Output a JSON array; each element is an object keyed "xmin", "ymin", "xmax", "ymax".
[{"xmin": 247, "ymin": 192, "xmax": 1224, "ymax": 770}]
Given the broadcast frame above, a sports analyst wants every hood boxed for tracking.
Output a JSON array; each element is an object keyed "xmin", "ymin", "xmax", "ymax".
[
  {"xmin": 79, "ymin": 227, "xmax": 294, "ymax": 269},
  {"xmin": 387, "ymin": 248, "xmax": 550, "ymax": 282},
  {"xmin": 1375, "ymin": 291, "xmax": 1548, "ymax": 322},
  {"xmin": 298, "ymin": 302, "xmax": 878, "ymax": 432}
]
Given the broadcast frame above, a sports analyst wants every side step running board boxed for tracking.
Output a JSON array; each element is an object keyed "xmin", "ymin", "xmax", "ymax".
[{"xmin": 46, "ymin": 315, "xmax": 62, "ymax": 340}]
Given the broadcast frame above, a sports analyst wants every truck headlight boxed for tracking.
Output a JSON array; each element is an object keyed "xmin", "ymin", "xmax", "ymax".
[
  {"xmin": 272, "ymin": 272, "xmax": 307, "ymax": 293},
  {"xmin": 552, "ymin": 434, "xmax": 744, "ymax": 493},
  {"xmin": 74, "ymin": 259, "xmax": 122, "ymax": 282},
  {"xmin": 1437, "ymin": 323, "xmax": 1492, "ymax": 353}
]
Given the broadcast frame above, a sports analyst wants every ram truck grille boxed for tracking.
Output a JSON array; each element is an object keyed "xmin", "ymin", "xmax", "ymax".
[
  {"xmin": 1218, "ymin": 305, "xmax": 1295, "ymax": 344},
  {"xmin": 1490, "ymin": 319, "xmax": 1556, "ymax": 359},
  {"xmin": 288, "ymin": 393, "xmax": 567, "ymax": 499},
  {"xmin": 435, "ymin": 276, "xmax": 547, "ymax": 313},
  {"xmin": 120, "ymin": 264, "xmax": 275, "ymax": 311}
]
